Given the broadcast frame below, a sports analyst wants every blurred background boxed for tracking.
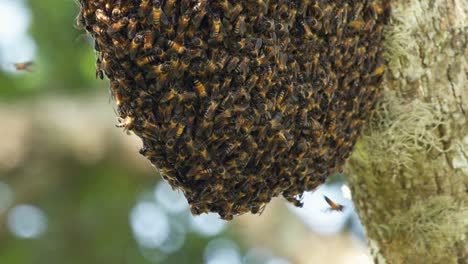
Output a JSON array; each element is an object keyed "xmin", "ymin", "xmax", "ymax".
[{"xmin": 0, "ymin": 0, "xmax": 372, "ymax": 263}]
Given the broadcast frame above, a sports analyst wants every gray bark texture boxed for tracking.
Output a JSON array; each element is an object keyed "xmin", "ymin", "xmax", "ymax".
[{"xmin": 344, "ymin": 0, "xmax": 468, "ymax": 263}]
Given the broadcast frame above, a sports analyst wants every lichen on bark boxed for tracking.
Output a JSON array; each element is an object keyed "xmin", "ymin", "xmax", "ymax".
[{"xmin": 344, "ymin": 0, "xmax": 468, "ymax": 263}]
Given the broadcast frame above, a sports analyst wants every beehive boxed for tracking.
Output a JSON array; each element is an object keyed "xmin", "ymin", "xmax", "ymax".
[{"xmin": 77, "ymin": 0, "xmax": 390, "ymax": 220}]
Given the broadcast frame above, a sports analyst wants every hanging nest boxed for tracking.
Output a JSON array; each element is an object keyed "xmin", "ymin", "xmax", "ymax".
[{"xmin": 77, "ymin": 0, "xmax": 390, "ymax": 220}]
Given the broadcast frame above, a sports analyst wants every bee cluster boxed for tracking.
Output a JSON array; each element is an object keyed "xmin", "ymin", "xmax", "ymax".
[{"xmin": 78, "ymin": 0, "xmax": 389, "ymax": 220}]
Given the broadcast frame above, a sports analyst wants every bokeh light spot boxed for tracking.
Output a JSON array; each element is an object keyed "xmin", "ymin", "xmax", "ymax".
[
  {"xmin": 341, "ymin": 184, "xmax": 352, "ymax": 200},
  {"xmin": 130, "ymin": 201, "xmax": 170, "ymax": 248},
  {"xmin": 204, "ymin": 238, "xmax": 241, "ymax": 264},
  {"xmin": 7, "ymin": 204, "xmax": 47, "ymax": 239},
  {"xmin": 154, "ymin": 181, "xmax": 189, "ymax": 214},
  {"xmin": 190, "ymin": 212, "xmax": 228, "ymax": 237}
]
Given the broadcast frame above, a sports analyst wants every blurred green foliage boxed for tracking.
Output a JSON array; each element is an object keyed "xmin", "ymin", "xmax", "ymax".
[
  {"xmin": 0, "ymin": 1, "xmax": 238, "ymax": 263},
  {"xmin": 0, "ymin": 0, "xmax": 100, "ymax": 99}
]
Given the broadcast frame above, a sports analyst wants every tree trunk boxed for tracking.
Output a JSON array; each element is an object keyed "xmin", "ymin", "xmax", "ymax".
[{"xmin": 344, "ymin": 0, "xmax": 467, "ymax": 263}]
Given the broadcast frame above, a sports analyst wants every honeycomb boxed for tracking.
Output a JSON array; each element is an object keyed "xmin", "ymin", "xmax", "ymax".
[{"xmin": 77, "ymin": 0, "xmax": 390, "ymax": 220}]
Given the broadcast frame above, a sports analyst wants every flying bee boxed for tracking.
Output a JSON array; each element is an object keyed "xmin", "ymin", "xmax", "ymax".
[
  {"xmin": 167, "ymin": 40, "xmax": 186, "ymax": 54},
  {"xmin": 135, "ymin": 55, "xmax": 156, "ymax": 67},
  {"xmin": 107, "ymin": 17, "xmax": 128, "ymax": 35},
  {"xmin": 13, "ymin": 61, "xmax": 34, "ymax": 72},
  {"xmin": 234, "ymin": 15, "xmax": 246, "ymax": 36},
  {"xmin": 193, "ymin": 79, "xmax": 208, "ymax": 97},
  {"xmin": 324, "ymin": 196, "xmax": 344, "ymax": 212},
  {"xmin": 95, "ymin": 9, "xmax": 110, "ymax": 25},
  {"xmin": 211, "ymin": 14, "xmax": 222, "ymax": 39}
]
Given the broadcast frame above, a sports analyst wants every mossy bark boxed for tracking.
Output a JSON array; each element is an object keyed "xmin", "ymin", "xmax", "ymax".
[{"xmin": 344, "ymin": 0, "xmax": 467, "ymax": 263}]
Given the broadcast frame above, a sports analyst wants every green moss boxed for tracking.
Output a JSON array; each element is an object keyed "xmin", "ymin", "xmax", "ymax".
[{"xmin": 389, "ymin": 196, "xmax": 467, "ymax": 263}]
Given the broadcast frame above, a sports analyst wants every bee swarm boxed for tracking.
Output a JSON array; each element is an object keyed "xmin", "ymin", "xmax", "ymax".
[{"xmin": 78, "ymin": 0, "xmax": 390, "ymax": 220}]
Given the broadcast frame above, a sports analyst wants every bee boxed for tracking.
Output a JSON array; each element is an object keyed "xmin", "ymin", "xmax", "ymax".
[
  {"xmin": 175, "ymin": 123, "xmax": 186, "ymax": 139},
  {"xmin": 107, "ymin": 17, "xmax": 128, "ymax": 35},
  {"xmin": 348, "ymin": 20, "xmax": 364, "ymax": 31},
  {"xmin": 95, "ymin": 9, "xmax": 110, "ymax": 25},
  {"xmin": 177, "ymin": 10, "xmax": 191, "ymax": 35},
  {"xmin": 179, "ymin": 56, "xmax": 191, "ymax": 71},
  {"xmin": 92, "ymin": 24, "xmax": 106, "ymax": 35},
  {"xmin": 301, "ymin": 21, "xmax": 316, "ymax": 41},
  {"xmin": 152, "ymin": 0, "xmax": 168, "ymax": 31},
  {"xmin": 198, "ymin": 144, "xmax": 211, "ymax": 161},
  {"xmin": 196, "ymin": 168, "xmax": 213, "ymax": 179},
  {"xmin": 226, "ymin": 3, "xmax": 243, "ymax": 21},
  {"xmin": 127, "ymin": 15, "xmax": 138, "ymax": 39},
  {"xmin": 138, "ymin": 0, "xmax": 151, "ymax": 17},
  {"xmin": 211, "ymin": 14, "xmax": 222, "ymax": 39},
  {"xmin": 217, "ymin": 0, "xmax": 231, "ymax": 12},
  {"xmin": 160, "ymin": 87, "xmax": 178, "ymax": 103},
  {"xmin": 193, "ymin": 79, "xmax": 208, "ymax": 97},
  {"xmin": 183, "ymin": 135, "xmax": 195, "ymax": 154},
  {"xmin": 204, "ymin": 101, "xmax": 219, "ymax": 120},
  {"xmin": 143, "ymin": 31, "xmax": 154, "ymax": 52},
  {"xmin": 225, "ymin": 141, "xmax": 241, "ymax": 156},
  {"xmin": 13, "ymin": 61, "xmax": 34, "ymax": 72},
  {"xmin": 324, "ymin": 195, "xmax": 344, "ymax": 212},
  {"xmin": 226, "ymin": 56, "xmax": 240, "ymax": 72},
  {"xmin": 164, "ymin": 0, "xmax": 177, "ymax": 17},
  {"xmin": 246, "ymin": 75, "xmax": 259, "ymax": 91},
  {"xmin": 129, "ymin": 33, "xmax": 144, "ymax": 60},
  {"xmin": 116, "ymin": 116, "xmax": 135, "ymax": 131},
  {"xmin": 146, "ymin": 62, "xmax": 171, "ymax": 78},
  {"xmin": 167, "ymin": 40, "xmax": 186, "ymax": 54},
  {"xmin": 95, "ymin": 58, "xmax": 104, "ymax": 79},
  {"xmin": 299, "ymin": 0, "xmax": 311, "ymax": 16},
  {"xmin": 235, "ymin": 57, "xmax": 250, "ymax": 76},
  {"xmin": 109, "ymin": 80, "xmax": 123, "ymax": 106},
  {"xmin": 135, "ymin": 55, "xmax": 156, "ymax": 67},
  {"xmin": 234, "ymin": 15, "xmax": 246, "ymax": 36},
  {"xmin": 371, "ymin": 64, "xmax": 386, "ymax": 77}
]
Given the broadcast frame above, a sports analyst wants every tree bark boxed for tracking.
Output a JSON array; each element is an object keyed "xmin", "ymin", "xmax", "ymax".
[{"xmin": 344, "ymin": 0, "xmax": 467, "ymax": 263}]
